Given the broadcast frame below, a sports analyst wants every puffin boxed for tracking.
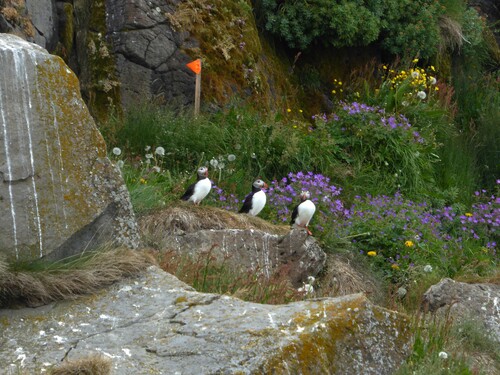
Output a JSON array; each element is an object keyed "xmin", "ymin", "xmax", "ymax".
[
  {"xmin": 180, "ymin": 166, "xmax": 212, "ymax": 204},
  {"xmin": 239, "ymin": 179, "xmax": 268, "ymax": 216},
  {"xmin": 291, "ymin": 191, "xmax": 316, "ymax": 235}
]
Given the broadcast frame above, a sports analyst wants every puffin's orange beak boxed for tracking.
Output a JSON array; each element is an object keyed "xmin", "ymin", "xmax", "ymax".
[
  {"xmin": 264, "ymin": 182, "xmax": 269, "ymax": 189},
  {"xmin": 205, "ymin": 170, "xmax": 209, "ymax": 177}
]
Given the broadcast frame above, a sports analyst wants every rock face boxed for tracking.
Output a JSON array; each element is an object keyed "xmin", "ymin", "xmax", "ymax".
[
  {"xmin": 140, "ymin": 205, "xmax": 327, "ymax": 287},
  {"xmin": 0, "ymin": 34, "xmax": 140, "ymax": 261},
  {"xmin": 176, "ymin": 228, "xmax": 327, "ymax": 287},
  {"xmin": 106, "ymin": 0, "xmax": 198, "ymax": 109},
  {"xmin": 0, "ymin": 266, "xmax": 411, "ymax": 374},
  {"xmin": 423, "ymin": 278, "xmax": 500, "ymax": 343},
  {"xmin": 25, "ymin": 0, "xmax": 58, "ymax": 50}
]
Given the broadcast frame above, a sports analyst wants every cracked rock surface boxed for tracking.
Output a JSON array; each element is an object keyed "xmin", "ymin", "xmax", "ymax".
[
  {"xmin": 106, "ymin": 0, "xmax": 197, "ymax": 109},
  {"xmin": 1, "ymin": 266, "xmax": 411, "ymax": 374},
  {"xmin": 423, "ymin": 278, "xmax": 500, "ymax": 343}
]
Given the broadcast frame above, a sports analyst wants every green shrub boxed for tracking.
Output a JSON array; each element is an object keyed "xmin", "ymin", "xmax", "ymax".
[{"xmin": 258, "ymin": 0, "xmax": 444, "ymax": 59}]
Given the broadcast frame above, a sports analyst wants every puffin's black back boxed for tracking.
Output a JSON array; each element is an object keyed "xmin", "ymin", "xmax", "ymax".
[
  {"xmin": 290, "ymin": 204, "xmax": 300, "ymax": 225},
  {"xmin": 180, "ymin": 182, "xmax": 196, "ymax": 200},
  {"xmin": 239, "ymin": 191, "xmax": 255, "ymax": 213},
  {"xmin": 180, "ymin": 172, "xmax": 206, "ymax": 200}
]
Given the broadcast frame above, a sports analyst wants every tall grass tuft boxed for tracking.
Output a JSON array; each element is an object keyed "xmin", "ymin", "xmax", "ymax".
[
  {"xmin": 49, "ymin": 354, "xmax": 112, "ymax": 375},
  {"xmin": 0, "ymin": 248, "xmax": 153, "ymax": 308}
]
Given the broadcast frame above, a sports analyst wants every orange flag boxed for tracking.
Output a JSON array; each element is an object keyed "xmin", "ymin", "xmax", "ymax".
[{"xmin": 186, "ymin": 59, "xmax": 201, "ymax": 75}]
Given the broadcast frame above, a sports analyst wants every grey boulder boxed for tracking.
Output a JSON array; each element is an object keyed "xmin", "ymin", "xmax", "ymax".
[
  {"xmin": 423, "ymin": 278, "xmax": 500, "ymax": 343},
  {"xmin": 0, "ymin": 266, "xmax": 411, "ymax": 374},
  {"xmin": 0, "ymin": 34, "xmax": 140, "ymax": 261}
]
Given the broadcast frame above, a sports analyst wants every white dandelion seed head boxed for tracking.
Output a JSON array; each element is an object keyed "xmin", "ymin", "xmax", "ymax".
[
  {"xmin": 228, "ymin": 154, "xmax": 236, "ymax": 162},
  {"xmin": 423, "ymin": 264, "xmax": 433, "ymax": 273},
  {"xmin": 438, "ymin": 351, "xmax": 448, "ymax": 359},
  {"xmin": 155, "ymin": 146, "xmax": 165, "ymax": 156},
  {"xmin": 209, "ymin": 158, "xmax": 218, "ymax": 168},
  {"xmin": 402, "ymin": 100, "xmax": 409, "ymax": 107},
  {"xmin": 429, "ymin": 77, "xmax": 437, "ymax": 85},
  {"xmin": 145, "ymin": 153, "xmax": 153, "ymax": 159},
  {"xmin": 411, "ymin": 71, "xmax": 420, "ymax": 79},
  {"xmin": 112, "ymin": 147, "xmax": 122, "ymax": 156},
  {"xmin": 116, "ymin": 160, "xmax": 124, "ymax": 168},
  {"xmin": 417, "ymin": 91, "xmax": 427, "ymax": 100},
  {"xmin": 145, "ymin": 145, "xmax": 151, "ymax": 151},
  {"xmin": 152, "ymin": 166, "xmax": 161, "ymax": 173}
]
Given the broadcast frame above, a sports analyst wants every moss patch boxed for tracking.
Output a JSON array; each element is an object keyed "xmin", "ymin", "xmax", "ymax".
[
  {"xmin": 166, "ymin": 0, "xmax": 301, "ymax": 113},
  {"xmin": 261, "ymin": 296, "xmax": 411, "ymax": 373}
]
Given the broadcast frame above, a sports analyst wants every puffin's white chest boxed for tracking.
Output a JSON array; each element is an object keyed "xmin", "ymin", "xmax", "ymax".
[
  {"xmin": 295, "ymin": 200, "xmax": 316, "ymax": 226},
  {"xmin": 190, "ymin": 178, "xmax": 212, "ymax": 203},
  {"xmin": 249, "ymin": 190, "xmax": 266, "ymax": 216}
]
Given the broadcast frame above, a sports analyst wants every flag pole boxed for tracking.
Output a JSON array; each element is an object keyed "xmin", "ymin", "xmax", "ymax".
[
  {"xmin": 186, "ymin": 59, "xmax": 202, "ymax": 117},
  {"xmin": 194, "ymin": 69, "xmax": 201, "ymax": 117}
]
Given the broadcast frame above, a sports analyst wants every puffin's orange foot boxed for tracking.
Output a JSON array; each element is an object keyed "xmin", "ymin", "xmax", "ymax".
[{"xmin": 306, "ymin": 227, "xmax": 313, "ymax": 236}]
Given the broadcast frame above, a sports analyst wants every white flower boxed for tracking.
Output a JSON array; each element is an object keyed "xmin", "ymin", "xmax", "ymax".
[
  {"xmin": 438, "ymin": 351, "xmax": 448, "ymax": 359},
  {"xmin": 155, "ymin": 146, "xmax": 165, "ymax": 156},
  {"xmin": 145, "ymin": 153, "xmax": 153, "ymax": 159},
  {"xmin": 228, "ymin": 154, "xmax": 236, "ymax": 162},
  {"xmin": 209, "ymin": 158, "xmax": 218, "ymax": 168},
  {"xmin": 423, "ymin": 265, "xmax": 433, "ymax": 273},
  {"xmin": 218, "ymin": 162, "xmax": 225, "ymax": 170},
  {"xmin": 298, "ymin": 276, "xmax": 315, "ymax": 295},
  {"xmin": 145, "ymin": 146, "xmax": 151, "ymax": 151},
  {"xmin": 429, "ymin": 76, "xmax": 437, "ymax": 85},
  {"xmin": 116, "ymin": 160, "xmax": 124, "ymax": 168},
  {"xmin": 402, "ymin": 100, "xmax": 409, "ymax": 107},
  {"xmin": 417, "ymin": 91, "xmax": 427, "ymax": 100},
  {"xmin": 152, "ymin": 166, "xmax": 161, "ymax": 173},
  {"xmin": 411, "ymin": 71, "xmax": 420, "ymax": 79},
  {"xmin": 251, "ymin": 152, "xmax": 256, "ymax": 159},
  {"xmin": 112, "ymin": 147, "xmax": 122, "ymax": 156},
  {"xmin": 298, "ymin": 284, "xmax": 314, "ymax": 295}
]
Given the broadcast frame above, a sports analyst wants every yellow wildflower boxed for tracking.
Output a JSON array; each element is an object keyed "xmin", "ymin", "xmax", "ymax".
[
  {"xmin": 367, "ymin": 251, "xmax": 377, "ymax": 257},
  {"xmin": 332, "ymin": 90, "xmax": 336, "ymax": 94},
  {"xmin": 412, "ymin": 58, "xmax": 419, "ymax": 63},
  {"xmin": 391, "ymin": 264, "xmax": 400, "ymax": 270},
  {"xmin": 405, "ymin": 240, "xmax": 414, "ymax": 247},
  {"xmin": 287, "ymin": 108, "xmax": 291, "ymax": 113},
  {"xmin": 465, "ymin": 212, "xmax": 473, "ymax": 217},
  {"xmin": 382, "ymin": 65, "xmax": 387, "ymax": 70},
  {"xmin": 140, "ymin": 178, "xmax": 147, "ymax": 184},
  {"xmin": 299, "ymin": 109, "xmax": 303, "ymax": 113}
]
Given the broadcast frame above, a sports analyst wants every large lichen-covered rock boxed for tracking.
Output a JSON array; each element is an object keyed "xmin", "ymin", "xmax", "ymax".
[
  {"xmin": 423, "ymin": 278, "xmax": 500, "ymax": 343},
  {"xmin": 139, "ymin": 207, "xmax": 326, "ymax": 287},
  {"xmin": 0, "ymin": 266, "xmax": 411, "ymax": 374},
  {"xmin": 0, "ymin": 34, "xmax": 139, "ymax": 261}
]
